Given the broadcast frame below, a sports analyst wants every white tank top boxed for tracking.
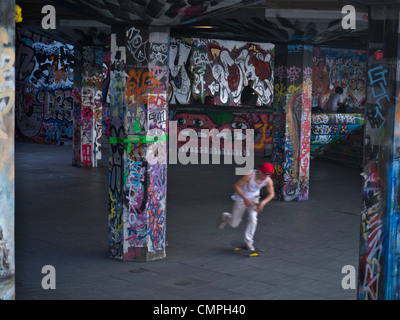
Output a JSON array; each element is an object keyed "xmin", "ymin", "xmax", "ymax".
[{"xmin": 231, "ymin": 170, "xmax": 269, "ymax": 202}]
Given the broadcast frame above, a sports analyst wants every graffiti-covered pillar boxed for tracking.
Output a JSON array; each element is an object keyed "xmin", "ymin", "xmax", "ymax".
[
  {"xmin": 278, "ymin": 44, "xmax": 313, "ymax": 201},
  {"xmin": 358, "ymin": 5, "xmax": 400, "ymax": 300},
  {"xmin": 0, "ymin": 0, "xmax": 15, "ymax": 300},
  {"xmin": 271, "ymin": 44, "xmax": 288, "ymax": 201},
  {"xmin": 108, "ymin": 26, "xmax": 169, "ymax": 261},
  {"xmin": 73, "ymin": 45, "xmax": 104, "ymax": 167}
]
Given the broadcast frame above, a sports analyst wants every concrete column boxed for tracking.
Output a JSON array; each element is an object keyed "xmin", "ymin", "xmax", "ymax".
[
  {"xmin": 271, "ymin": 44, "xmax": 288, "ymax": 201},
  {"xmin": 73, "ymin": 45, "xmax": 103, "ymax": 167},
  {"xmin": 358, "ymin": 5, "xmax": 400, "ymax": 300},
  {"xmin": 273, "ymin": 43, "xmax": 313, "ymax": 201},
  {"xmin": 108, "ymin": 26, "xmax": 169, "ymax": 261},
  {"xmin": 0, "ymin": 0, "xmax": 15, "ymax": 300}
]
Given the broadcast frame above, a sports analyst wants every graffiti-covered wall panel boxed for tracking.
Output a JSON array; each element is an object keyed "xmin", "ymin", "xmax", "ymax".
[
  {"xmin": 312, "ymin": 47, "xmax": 367, "ymax": 111},
  {"xmin": 73, "ymin": 46, "xmax": 104, "ymax": 167},
  {"xmin": 171, "ymin": 110, "xmax": 273, "ymax": 156},
  {"xmin": 311, "ymin": 113, "xmax": 364, "ymax": 155},
  {"xmin": 358, "ymin": 6, "xmax": 400, "ymax": 300},
  {"xmin": 0, "ymin": 0, "xmax": 15, "ymax": 300},
  {"xmin": 280, "ymin": 45, "xmax": 313, "ymax": 201},
  {"xmin": 16, "ymin": 27, "xmax": 74, "ymax": 145},
  {"xmin": 169, "ymin": 37, "xmax": 274, "ymax": 107}
]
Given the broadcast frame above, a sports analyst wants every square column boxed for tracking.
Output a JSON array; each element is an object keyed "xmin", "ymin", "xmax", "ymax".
[
  {"xmin": 358, "ymin": 5, "xmax": 400, "ymax": 300},
  {"xmin": 271, "ymin": 44, "xmax": 288, "ymax": 201},
  {"xmin": 108, "ymin": 26, "xmax": 169, "ymax": 261},
  {"xmin": 0, "ymin": 0, "xmax": 15, "ymax": 300},
  {"xmin": 273, "ymin": 44, "xmax": 313, "ymax": 201},
  {"xmin": 73, "ymin": 46, "xmax": 103, "ymax": 167}
]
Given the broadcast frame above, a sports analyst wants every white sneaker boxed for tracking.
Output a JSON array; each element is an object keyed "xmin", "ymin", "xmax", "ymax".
[
  {"xmin": 217, "ymin": 212, "xmax": 229, "ymax": 229},
  {"xmin": 244, "ymin": 239, "xmax": 255, "ymax": 251}
]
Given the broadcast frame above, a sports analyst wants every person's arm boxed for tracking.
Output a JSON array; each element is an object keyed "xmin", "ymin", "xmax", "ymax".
[
  {"xmin": 255, "ymin": 178, "xmax": 275, "ymax": 212},
  {"xmin": 233, "ymin": 173, "xmax": 253, "ymax": 207}
]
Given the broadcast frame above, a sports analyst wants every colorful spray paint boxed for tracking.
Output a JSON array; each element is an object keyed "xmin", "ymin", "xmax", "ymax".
[{"xmin": 109, "ymin": 26, "xmax": 169, "ymax": 261}]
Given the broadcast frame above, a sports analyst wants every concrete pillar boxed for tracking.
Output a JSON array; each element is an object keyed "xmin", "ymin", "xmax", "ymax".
[
  {"xmin": 271, "ymin": 44, "xmax": 288, "ymax": 201},
  {"xmin": 272, "ymin": 43, "xmax": 313, "ymax": 201},
  {"xmin": 358, "ymin": 5, "xmax": 400, "ymax": 300},
  {"xmin": 73, "ymin": 45, "xmax": 103, "ymax": 167},
  {"xmin": 108, "ymin": 26, "xmax": 169, "ymax": 261},
  {"xmin": 0, "ymin": 0, "xmax": 15, "ymax": 300}
]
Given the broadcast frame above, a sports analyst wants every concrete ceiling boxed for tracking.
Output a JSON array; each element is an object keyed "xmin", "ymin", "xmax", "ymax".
[
  {"xmin": 17, "ymin": 0, "xmax": 372, "ymax": 48},
  {"xmin": 174, "ymin": 0, "xmax": 369, "ymax": 48}
]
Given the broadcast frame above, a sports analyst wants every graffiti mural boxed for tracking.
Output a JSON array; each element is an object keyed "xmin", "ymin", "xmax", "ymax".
[
  {"xmin": 109, "ymin": 26, "xmax": 169, "ymax": 261},
  {"xmin": 310, "ymin": 113, "xmax": 365, "ymax": 155},
  {"xmin": 15, "ymin": 27, "xmax": 74, "ymax": 145},
  {"xmin": 312, "ymin": 47, "xmax": 367, "ymax": 111},
  {"xmin": 172, "ymin": 110, "xmax": 273, "ymax": 156},
  {"xmin": 358, "ymin": 7, "xmax": 400, "ymax": 299},
  {"xmin": 169, "ymin": 37, "xmax": 274, "ymax": 107},
  {"xmin": 283, "ymin": 83, "xmax": 303, "ymax": 201},
  {"xmin": 359, "ymin": 159, "xmax": 384, "ymax": 300},
  {"xmin": 270, "ymin": 113, "xmax": 286, "ymax": 200},
  {"xmin": 73, "ymin": 46, "xmax": 104, "ymax": 167},
  {"xmin": 0, "ymin": 16, "xmax": 15, "ymax": 300},
  {"xmin": 280, "ymin": 45, "xmax": 313, "ymax": 201},
  {"xmin": 358, "ymin": 63, "xmax": 390, "ymax": 300},
  {"xmin": 102, "ymin": 50, "xmax": 111, "ymax": 147},
  {"xmin": 108, "ymin": 32, "xmax": 127, "ymax": 260}
]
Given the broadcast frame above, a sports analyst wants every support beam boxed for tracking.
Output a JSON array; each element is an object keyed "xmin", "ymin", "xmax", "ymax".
[
  {"xmin": 108, "ymin": 25, "xmax": 169, "ymax": 261},
  {"xmin": 0, "ymin": 0, "xmax": 15, "ymax": 300},
  {"xmin": 73, "ymin": 45, "xmax": 103, "ymax": 167},
  {"xmin": 358, "ymin": 4, "xmax": 400, "ymax": 300},
  {"xmin": 272, "ymin": 43, "xmax": 313, "ymax": 201}
]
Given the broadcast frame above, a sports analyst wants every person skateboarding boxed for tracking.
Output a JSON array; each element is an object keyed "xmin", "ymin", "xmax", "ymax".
[{"xmin": 217, "ymin": 162, "xmax": 275, "ymax": 251}]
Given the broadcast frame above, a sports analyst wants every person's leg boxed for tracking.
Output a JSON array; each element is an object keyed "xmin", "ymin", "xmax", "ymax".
[
  {"xmin": 244, "ymin": 208, "xmax": 258, "ymax": 250},
  {"xmin": 217, "ymin": 200, "xmax": 246, "ymax": 229}
]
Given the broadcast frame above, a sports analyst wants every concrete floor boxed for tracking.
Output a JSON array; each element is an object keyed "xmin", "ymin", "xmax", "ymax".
[{"xmin": 15, "ymin": 142, "xmax": 361, "ymax": 300}]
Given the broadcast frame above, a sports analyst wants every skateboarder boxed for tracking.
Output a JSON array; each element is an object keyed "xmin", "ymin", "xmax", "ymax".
[{"xmin": 217, "ymin": 162, "xmax": 275, "ymax": 251}]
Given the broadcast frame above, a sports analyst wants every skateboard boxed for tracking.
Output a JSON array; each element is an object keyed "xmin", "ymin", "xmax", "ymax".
[{"xmin": 231, "ymin": 240, "xmax": 263, "ymax": 257}]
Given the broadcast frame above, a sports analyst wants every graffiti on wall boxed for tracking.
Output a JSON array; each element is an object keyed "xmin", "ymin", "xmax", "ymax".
[
  {"xmin": 299, "ymin": 75, "xmax": 312, "ymax": 201},
  {"xmin": 312, "ymin": 47, "xmax": 367, "ymax": 111},
  {"xmin": 172, "ymin": 110, "xmax": 273, "ymax": 156},
  {"xmin": 283, "ymin": 83, "xmax": 305, "ymax": 201},
  {"xmin": 359, "ymin": 158, "xmax": 384, "ymax": 300},
  {"xmin": 270, "ymin": 113, "xmax": 285, "ymax": 200},
  {"xmin": 125, "ymin": 25, "xmax": 168, "ymax": 259},
  {"xmin": 311, "ymin": 113, "xmax": 365, "ymax": 154},
  {"xmin": 358, "ymin": 64, "xmax": 389, "ymax": 300},
  {"xmin": 73, "ymin": 46, "xmax": 104, "ymax": 167},
  {"xmin": 273, "ymin": 64, "xmax": 287, "ymax": 113},
  {"xmin": 15, "ymin": 27, "xmax": 74, "ymax": 145},
  {"xmin": 102, "ymin": 50, "xmax": 111, "ymax": 146},
  {"xmin": 280, "ymin": 46, "xmax": 313, "ymax": 201},
  {"xmin": 358, "ymin": 58, "xmax": 400, "ymax": 299},
  {"xmin": 0, "ymin": 24, "xmax": 15, "ymax": 300},
  {"xmin": 169, "ymin": 37, "xmax": 274, "ymax": 107},
  {"xmin": 109, "ymin": 33, "xmax": 127, "ymax": 260},
  {"xmin": 109, "ymin": 27, "xmax": 169, "ymax": 260}
]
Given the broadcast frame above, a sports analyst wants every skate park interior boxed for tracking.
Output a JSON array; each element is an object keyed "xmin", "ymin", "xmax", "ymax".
[{"xmin": 2, "ymin": 0, "xmax": 395, "ymax": 300}]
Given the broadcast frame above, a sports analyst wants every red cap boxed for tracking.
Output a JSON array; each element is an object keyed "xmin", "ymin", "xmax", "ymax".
[{"xmin": 259, "ymin": 162, "xmax": 274, "ymax": 175}]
